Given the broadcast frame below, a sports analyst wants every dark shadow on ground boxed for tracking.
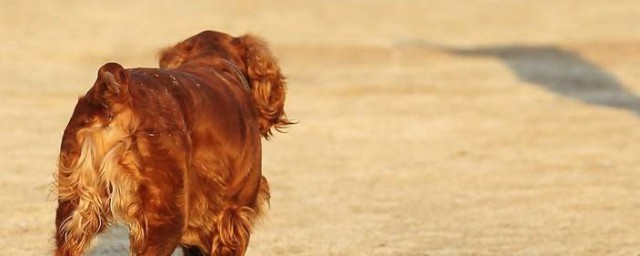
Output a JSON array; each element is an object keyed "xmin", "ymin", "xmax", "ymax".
[{"xmin": 399, "ymin": 41, "xmax": 640, "ymax": 116}]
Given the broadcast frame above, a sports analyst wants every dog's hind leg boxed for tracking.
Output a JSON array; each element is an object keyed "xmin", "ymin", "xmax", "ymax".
[
  {"xmin": 126, "ymin": 163, "xmax": 189, "ymax": 256},
  {"xmin": 211, "ymin": 167, "xmax": 270, "ymax": 256},
  {"xmin": 55, "ymin": 141, "xmax": 110, "ymax": 255},
  {"xmin": 129, "ymin": 219, "xmax": 184, "ymax": 256},
  {"xmin": 54, "ymin": 195, "xmax": 108, "ymax": 256},
  {"xmin": 126, "ymin": 185, "xmax": 187, "ymax": 256},
  {"xmin": 127, "ymin": 189, "xmax": 186, "ymax": 256},
  {"xmin": 211, "ymin": 205, "xmax": 255, "ymax": 256}
]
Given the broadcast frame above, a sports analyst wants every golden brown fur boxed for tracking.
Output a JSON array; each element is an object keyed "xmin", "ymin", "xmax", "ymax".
[{"xmin": 54, "ymin": 30, "xmax": 291, "ymax": 256}]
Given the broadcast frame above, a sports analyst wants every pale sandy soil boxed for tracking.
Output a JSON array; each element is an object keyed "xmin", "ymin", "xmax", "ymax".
[{"xmin": 1, "ymin": 1, "xmax": 640, "ymax": 255}]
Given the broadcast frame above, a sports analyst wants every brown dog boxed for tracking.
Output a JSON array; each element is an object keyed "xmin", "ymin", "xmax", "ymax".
[{"xmin": 54, "ymin": 30, "xmax": 292, "ymax": 256}]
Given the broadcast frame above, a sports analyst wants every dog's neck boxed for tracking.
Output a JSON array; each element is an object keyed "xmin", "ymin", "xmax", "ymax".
[{"xmin": 222, "ymin": 59, "xmax": 251, "ymax": 91}]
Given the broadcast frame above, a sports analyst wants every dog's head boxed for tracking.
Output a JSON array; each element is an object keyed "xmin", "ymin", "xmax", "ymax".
[
  {"xmin": 159, "ymin": 30, "xmax": 239, "ymax": 69},
  {"xmin": 159, "ymin": 30, "xmax": 294, "ymax": 138}
]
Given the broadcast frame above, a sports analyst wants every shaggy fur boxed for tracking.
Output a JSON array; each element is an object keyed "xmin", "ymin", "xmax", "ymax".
[{"xmin": 54, "ymin": 30, "xmax": 292, "ymax": 256}]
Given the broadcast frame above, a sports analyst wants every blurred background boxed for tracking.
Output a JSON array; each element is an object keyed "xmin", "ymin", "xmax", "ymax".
[{"xmin": 1, "ymin": 0, "xmax": 639, "ymax": 255}]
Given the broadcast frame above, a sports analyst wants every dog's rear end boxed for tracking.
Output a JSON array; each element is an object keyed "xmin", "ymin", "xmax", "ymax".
[{"xmin": 54, "ymin": 31, "xmax": 291, "ymax": 256}]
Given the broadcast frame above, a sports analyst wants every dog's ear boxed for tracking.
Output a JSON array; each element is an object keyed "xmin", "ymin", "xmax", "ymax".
[
  {"xmin": 89, "ymin": 62, "xmax": 130, "ymax": 109},
  {"xmin": 236, "ymin": 34, "xmax": 294, "ymax": 139}
]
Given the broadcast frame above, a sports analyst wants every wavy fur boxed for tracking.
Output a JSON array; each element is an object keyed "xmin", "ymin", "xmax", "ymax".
[{"xmin": 237, "ymin": 35, "xmax": 294, "ymax": 138}]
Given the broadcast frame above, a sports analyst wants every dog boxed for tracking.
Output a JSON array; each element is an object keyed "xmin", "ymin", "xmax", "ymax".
[{"xmin": 54, "ymin": 30, "xmax": 292, "ymax": 256}]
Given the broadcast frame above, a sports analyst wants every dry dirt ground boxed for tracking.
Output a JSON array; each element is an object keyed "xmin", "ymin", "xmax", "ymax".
[{"xmin": 1, "ymin": 1, "xmax": 640, "ymax": 255}]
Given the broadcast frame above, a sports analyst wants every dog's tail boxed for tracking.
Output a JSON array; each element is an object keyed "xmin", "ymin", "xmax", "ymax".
[{"xmin": 237, "ymin": 34, "xmax": 295, "ymax": 139}]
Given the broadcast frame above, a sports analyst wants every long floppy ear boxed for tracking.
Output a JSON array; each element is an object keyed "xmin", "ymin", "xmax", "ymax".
[
  {"xmin": 89, "ymin": 62, "xmax": 130, "ymax": 109},
  {"xmin": 237, "ymin": 34, "xmax": 294, "ymax": 139}
]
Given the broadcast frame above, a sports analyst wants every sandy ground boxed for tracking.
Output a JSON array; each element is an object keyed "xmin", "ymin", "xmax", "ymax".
[{"xmin": 1, "ymin": 0, "xmax": 640, "ymax": 255}]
